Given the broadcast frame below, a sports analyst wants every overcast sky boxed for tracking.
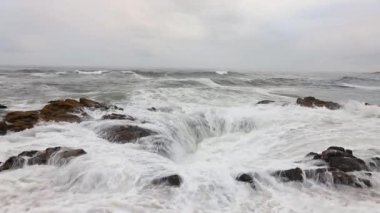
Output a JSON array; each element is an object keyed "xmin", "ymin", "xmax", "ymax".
[{"xmin": 0, "ymin": 0, "xmax": 379, "ymax": 72}]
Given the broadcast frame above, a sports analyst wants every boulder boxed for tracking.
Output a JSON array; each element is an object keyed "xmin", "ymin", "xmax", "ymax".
[
  {"xmin": 256, "ymin": 100, "xmax": 275, "ymax": 105},
  {"xmin": 152, "ymin": 174, "xmax": 182, "ymax": 187},
  {"xmin": 0, "ymin": 147, "xmax": 86, "ymax": 172},
  {"xmin": 0, "ymin": 104, "xmax": 7, "ymax": 109},
  {"xmin": 99, "ymin": 125, "xmax": 154, "ymax": 143},
  {"xmin": 296, "ymin": 96, "xmax": 341, "ymax": 110},
  {"xmin": 39, "ymin": 99, "xmax": 84, "ymax": 122}
]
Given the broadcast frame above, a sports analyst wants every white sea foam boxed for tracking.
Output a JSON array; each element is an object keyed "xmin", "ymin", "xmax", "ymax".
[{"xmin": 0, "ymin": 70, "xmax": 379, "ymax": 212}]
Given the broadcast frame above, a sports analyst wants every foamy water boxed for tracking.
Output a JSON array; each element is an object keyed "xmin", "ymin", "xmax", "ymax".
[{"xmin": 0, "ymin": 68, "xmax": 380, "ymax": 212}]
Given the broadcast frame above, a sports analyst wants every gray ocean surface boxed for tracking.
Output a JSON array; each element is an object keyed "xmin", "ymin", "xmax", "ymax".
[{"xmin": 0, "ymin": 67, "xmax": 380, "ymax": 212}]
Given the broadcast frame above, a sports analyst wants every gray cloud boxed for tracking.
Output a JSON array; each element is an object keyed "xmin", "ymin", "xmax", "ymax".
[{"xmin": 0, "ymin": 0, "xmax": 379, "ymax": 72}]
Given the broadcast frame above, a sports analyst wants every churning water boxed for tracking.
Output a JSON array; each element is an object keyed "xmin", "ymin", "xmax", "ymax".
[{"xmin": 0, "ymin": 68, "xmax": 380, "ymax": 212}]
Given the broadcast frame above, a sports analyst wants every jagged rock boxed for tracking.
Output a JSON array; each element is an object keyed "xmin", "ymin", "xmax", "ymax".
[
  {"xmin": 152, "ymin": 174, "xmax": 182, "ymax": 187},
  {"xmin": 0, "ymin": 104, "xmax": 7, "ymax": 109},
  {"xmin": 4, "ymin": 111, "xmax": 40, "ymax": 132},
  {"xmin": 273, "ymin": 167, "xmax": 303, "ymax": 182},
  {"xmin": 101, "ymin": 113, "xmax": 135, "ymax": 121},
  {"xmin": 99, "ymin": 125, "xmax": 154, "ymax": 143},
  {"xmin": 256, "ymin": 100, "xmax": 275, "ymax": 105},
  {"xmin": 0, "ymin": 121, "xmax": 7, "ymax": 135},
  {"xmin": 0, "ymin": 147, "xmax": 86, "ymax": 172},
  {"xmin": 296, "ymin": 96, "xmax": 341, "ymax": 110}
]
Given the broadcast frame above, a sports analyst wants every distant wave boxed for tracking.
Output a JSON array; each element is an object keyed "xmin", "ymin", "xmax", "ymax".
[
  {"xmin": 339, "ymin": 83, "xmax": 380, "ymax": 91},
  {"xmin": 215, "ymin": 71, "xmax": 229, "ymax": 75},
  {"xmin": 75, "ymin": 70, "xmax": 108, "ymax": 75}
]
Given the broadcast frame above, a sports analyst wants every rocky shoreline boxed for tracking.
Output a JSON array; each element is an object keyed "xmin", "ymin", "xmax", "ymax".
[{"xmin": 0, "ymin": 96, "xmax": 379, "ymax": 189}]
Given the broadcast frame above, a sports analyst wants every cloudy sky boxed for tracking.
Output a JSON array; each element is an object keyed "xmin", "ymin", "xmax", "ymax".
[{"xmin": 0, "ymin": 0, "xmax": 379, "ymax": 72}]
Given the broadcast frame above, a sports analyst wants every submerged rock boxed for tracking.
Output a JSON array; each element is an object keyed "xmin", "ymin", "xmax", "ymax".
[
  {"xmin": 99, "ymin": 125, "xmax": 154, "ymax": 143},
  {"xmin": 273, "ymin": 167, "xmax": 303, "ymax": 182},
  {"xmin": 0, "ymin": 104, "xmax": 7, "ymax": 109},
  {"xmin": 236, "ymin": 173, "xmax": 256, "ymax": 189},
  {"xmin": 256, "ymin": 100, "xmax": 275, "ymax": 105},
  {"xmin": 0, "ymin": 147, "xmax": 86, "ymax": 172},
  {"xmin": 152, "ymin": 174, "xmax": 182, "ymax": 187},
  {"xmin": 101, "ymin": 113, "xmax": 135, "ymax": 121},
  {"xmin": 296, "ymin": 96, "xmax": 341, "ymax": 110}
]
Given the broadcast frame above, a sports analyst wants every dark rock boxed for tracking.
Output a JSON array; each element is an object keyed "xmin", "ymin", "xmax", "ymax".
[
  {"xmin": 327, "ymin": 146, "xmax": 346, "ymax": 153},
  {"xmin": 99, "ymin": 125, "xmax": 154, "ymax": 143},
  {"xmin": 321, "ymin": 149, "xmax": 353, "ymax": 160},
  {"xmin": 0, "ymin": 104, "xmax": 7, "ymax": 109},
  {"xmin": 236, "ymin": 173, "xmax": 256, "ymax": 189},
  {"xmin": 0, "ymin": 147, "xmax": 86, "ymax": 172},
  {"xmin": 306, "ymin": 152, "xmax": 321, "ymax": 160},
  {"xmin": 147, "ymin": 107, "xmax": 157, "ymax": 112},
  {"xmin": 296, "ymin": 96, "xmax": 341, "ymax": 110},
  {"xmin": 332, "ymin": 171, "xmax": 371, "ymax": 188},
  {"xmin": 273, "ymin": 167, "xmax": 303, "ymax": 182},
  {"xmin": 256, "ymin": 100, "xmax": 275, "ymax": 105},
  {"xmin": 79, "ymin": 98, "xmax": 106, "ymax": 109},
  {"xmin": 101, "ymin": 113, "xmax": 135, "ymax": 121},
  {"xmin": 328, "ymin": 157, "xmax": 368, "ymax": 172},
  {"xmin": 0, "ymin": 121, "xmax": 7, "ymax": 135},
  {"xmin": 368, "ymin": 157, "xmax": 380, "ymax": 171},
  {"xmin": 152, "ymin": 174, "xmax": 182, "ymax": 187}
]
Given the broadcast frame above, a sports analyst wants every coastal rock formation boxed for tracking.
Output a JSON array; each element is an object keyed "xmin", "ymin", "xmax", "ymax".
[
  {"xmin": 0, "ymin": 98, "xmax": 117, "ymax": 134},
  {"xmin": 0, "ymin": 147, "xmax": 86, "ymax": 172},
  {"xmin": 271, "ymin": 146, "xmax": 376, "ymax": 188},
  {"xmin": 98, "ymin": 125, "xmax": 154, "ymax": 143},
  {"xmin": 152, "ymin": 174, "xmax": 183, "ymax": 187},
  {"xmin": 0, "ymin": 104, "xmax": 7, "ymax": 109},
  {"xmin": 296, "ymin": 96, "xmax": 341, "ymax": 110}
]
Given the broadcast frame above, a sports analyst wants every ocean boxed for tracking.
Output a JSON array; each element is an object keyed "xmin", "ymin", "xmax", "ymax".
[{"xmin": 0, "ymin": 67, "xmax": 380, "ymax": 212}]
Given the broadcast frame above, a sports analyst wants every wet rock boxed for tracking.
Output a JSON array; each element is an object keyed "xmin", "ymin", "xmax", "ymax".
[
  {"xmin": 305, "ymin": 152, "xmax": 321, "ymax": 160},
  {"xmin": 99, "ymin": 125, "xmax": 154, "ymax": 143},
  {"xmin": 0, "ymin": 121, "xmax": 7, "ymax": 135},
  {"xmin": 369, "ymin": 157, "xmax": 380, "ymax": 171},
  {"xmin": 328, "ymin": 157, "xmax": 368, "ymax": 172},
  {"xmin": 296, "ymin": 96, "xmax": 341, "ymax": 110},
  {"xmin": 256, "ymin": 100, "xmax": 275, "ymax": 105},
  {"xmin": 0, "ymin": 147, "xmax": 86, "ymax": 172},
  {"xmin": 40, "ymin": 99, "xmax": 83, "ymax": 122},
  {"xmin": 147, "ymin": 107, "xmax": 157, "ymax": 112},
  {"xmin": 79, "ymin": 98, "xmax": 106, "ymax": 109},
  {"xmin": 4, "ymin": 111, "xmax": 40, "ymax": 132},
  {"xmin": 236, "ymin": 173, "xmax": 256, "ymax": 189},
  {"xmin": 273, "ymin": 167, "xmax": 303, "ymax": 182},
  {"xmin": 101, "ymin": 113, "xmax": 135, "ymax": 121},
  {"xmin": 0, "ymin": 104, "xmax": 7, "ymax": 109},
  {"xmin": 321, "ymin": 149, "xmax": 353, "ymax": 160},
  {"xmin": 305, "ymin": 168, "xmax": 371, "ymax": 187},
  {"xmin": 152, "ymin": 174, "xmax": 182, "ymax": 187}
]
